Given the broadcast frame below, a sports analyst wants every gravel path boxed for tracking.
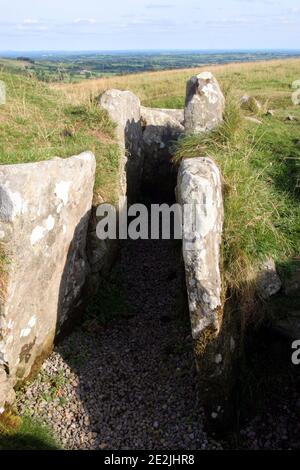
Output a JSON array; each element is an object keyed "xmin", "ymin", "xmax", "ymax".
[
  {"xmin": 17, "ymin": 238, "xmax": 222, "ymax": 450},
  {"xmin": 17, "ymin": 237, "xmax": 300, "ymax": 450}
]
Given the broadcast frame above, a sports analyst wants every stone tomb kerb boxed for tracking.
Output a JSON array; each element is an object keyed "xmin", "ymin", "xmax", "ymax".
[
  {"xmin": 99, "ymin": 74, "xmax": 240, "ymax": 429},
  {"xmin": 0, "ymin": 72, "xmax": 239, "ymax": 427},
  {"xmin": 0, "ymin": 152, "xmax": 95, "ymax": 410}
]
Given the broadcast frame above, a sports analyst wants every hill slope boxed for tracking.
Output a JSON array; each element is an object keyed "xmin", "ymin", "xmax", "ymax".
[
  {"xmin": 0, "ymin": 72, "xmax": 119, "ymax": 203},
  {"xmin": 1, "ymin": 60, "xmax": 300, "ymax": 302},
  {"xmin": 57, "ymin": 58, "xmax": 300, "ymax": 301},
  {"xmin": 55, "ymin": 58, "xmax": 300, "ymax": 109}
]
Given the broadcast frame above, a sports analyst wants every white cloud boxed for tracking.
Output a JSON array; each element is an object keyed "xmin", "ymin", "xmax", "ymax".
[
  {"xmin": 73, "ymin": 18, "xmax": 97, "ymax": 24},
  {"xmin": 23, "ymin": 18, "xmax": 39, "ymax": 24},
  {"xmin": 145, "ymin": 3, "xmax": 172, "ymax": 8}
]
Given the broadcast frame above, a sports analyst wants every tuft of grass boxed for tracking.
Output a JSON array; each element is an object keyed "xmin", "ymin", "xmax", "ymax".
[
  {"xmin": 174, "ymin": 92, "xmax": 300, "ymax": 295},
  {"xmin": 64, "ymin": 101, "xmax": 116, "ymax": 138},
  {"xmin": 240, "ymin": 96, "xmax": 263, "ymax": 115},
  {"xmin": 174, "ymin": 90, "xmax": 244, "ymax": 157},
  {"xmin": 32, "ymin": 369, "xmax": 67, "ymax": 405},
  {"xmin": 0, "ymin": 410, "xmax": 61, "ymax": 450}
]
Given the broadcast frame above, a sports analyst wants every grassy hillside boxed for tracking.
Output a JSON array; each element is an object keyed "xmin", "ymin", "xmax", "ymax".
[
  {"xmin": 58, "ymin": 58, "xmax": 300, "ymax": 304},
  {"xmin": 1, "ymin": 60, "xmax": 300, "ymax": 296},
  {"xmin": 55, "ymin": 58, "xmax": 300, "ymax": 109},
  {"xmin": 1, "ymin": 59, "xmax": 300, "ymax": 296},
  {"xmin": 0, "ymin": 72, "xmax": 119, "ymax": 204},
  {"xmin": 0, "ymin": 58, "xmax": 31, "ymax": 71}
]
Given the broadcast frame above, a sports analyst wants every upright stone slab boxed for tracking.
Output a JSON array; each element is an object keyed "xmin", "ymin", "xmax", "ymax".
[
  {"xmin": 177, "ymin": 157, "xmax": 239, "ymax": 428},
  {"xmin": 99, "ymin": 89, "xmax": 143, "ymax": 204},
  {"xmin": 93, "ymin": 89, "xmax": 144, "ymax": 293},
  {"xmin": 140, "ymin": 106, "xmax": 184, "ymax": 201},
  {"xmin": 0, "ymin": 152, "xmax": 95, "ymax": 410},
  {"xmin": 184, "ymin": 72, "xmax": 225, "ymax": 134}
]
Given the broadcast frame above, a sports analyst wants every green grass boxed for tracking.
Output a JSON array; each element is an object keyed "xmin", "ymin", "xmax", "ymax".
[
  {"xmin": 0, "ymin": 72, "xmax": 120, "ymax": 204},
  {"xmin": 34, "ymin": 369, "xmax": 67, "ymax": 405},
  {"xmin": 174, "ymin": 91, "xmax": 300, "ymax": 295},
  {"xmin": 0, "ymin": 411, "xmax": 61, "ymax": 450}
]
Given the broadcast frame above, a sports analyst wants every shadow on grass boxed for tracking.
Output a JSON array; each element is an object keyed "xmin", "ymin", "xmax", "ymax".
[
  {"xmin": 0, "ymin": 434, "xmax": 60, "ymax": 450},
  {"xmin": 0, "ymin": 415, "xmax": 61, "ymax": 450}
]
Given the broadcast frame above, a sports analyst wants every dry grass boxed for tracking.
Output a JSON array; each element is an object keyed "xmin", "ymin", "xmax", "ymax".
[{"xmin": 54, "ymin": 58, "xmax": 300, "ymax": 109}]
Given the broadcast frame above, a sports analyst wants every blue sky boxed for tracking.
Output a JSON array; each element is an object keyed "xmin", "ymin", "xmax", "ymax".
[{"xmin": 0, "ymin": 0, "xmax": 299, "ymax": 51}]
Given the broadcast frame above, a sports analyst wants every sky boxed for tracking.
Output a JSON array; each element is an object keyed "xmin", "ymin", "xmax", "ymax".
[{"xmin": 0, "ymin": 0, "xmax": 299, "ymax": 51}]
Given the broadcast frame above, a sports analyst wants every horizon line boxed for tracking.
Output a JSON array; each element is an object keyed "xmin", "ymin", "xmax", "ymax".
[{"xmin": 1, "ymin": 48, "xmax": 300, "ymax": 53}]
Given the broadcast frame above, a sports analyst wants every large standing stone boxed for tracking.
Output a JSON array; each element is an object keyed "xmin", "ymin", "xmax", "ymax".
[
  {"xmin": 0, "ymin": 152, "xmax": 95, "ymax": 410},
  {"xmin": 184, "ymin": 72, "xmax": 225, "ymax": 134},
  {"xmin": 99, "ymin": 89, "xmax": 144, "ymax": 204},
  {"xmin": 177, "ymin": 157, "xmax": 239, "ymax": 428},
  {"xmin": 177, "ymin": 157, "xmax": 224, "ymax": 335}
]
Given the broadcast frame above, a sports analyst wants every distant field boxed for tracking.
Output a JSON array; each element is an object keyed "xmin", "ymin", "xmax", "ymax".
[
  {"xmin": 55, "ymin": 58, "xmax": 300, "ymax": 109},
  {"xmin": 0, "ymin": 58, "xmax": 30, "ymax": 68},
  {"xmin": 1, "ymin": 51, "xmax": 300, "ymax": 84}
]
